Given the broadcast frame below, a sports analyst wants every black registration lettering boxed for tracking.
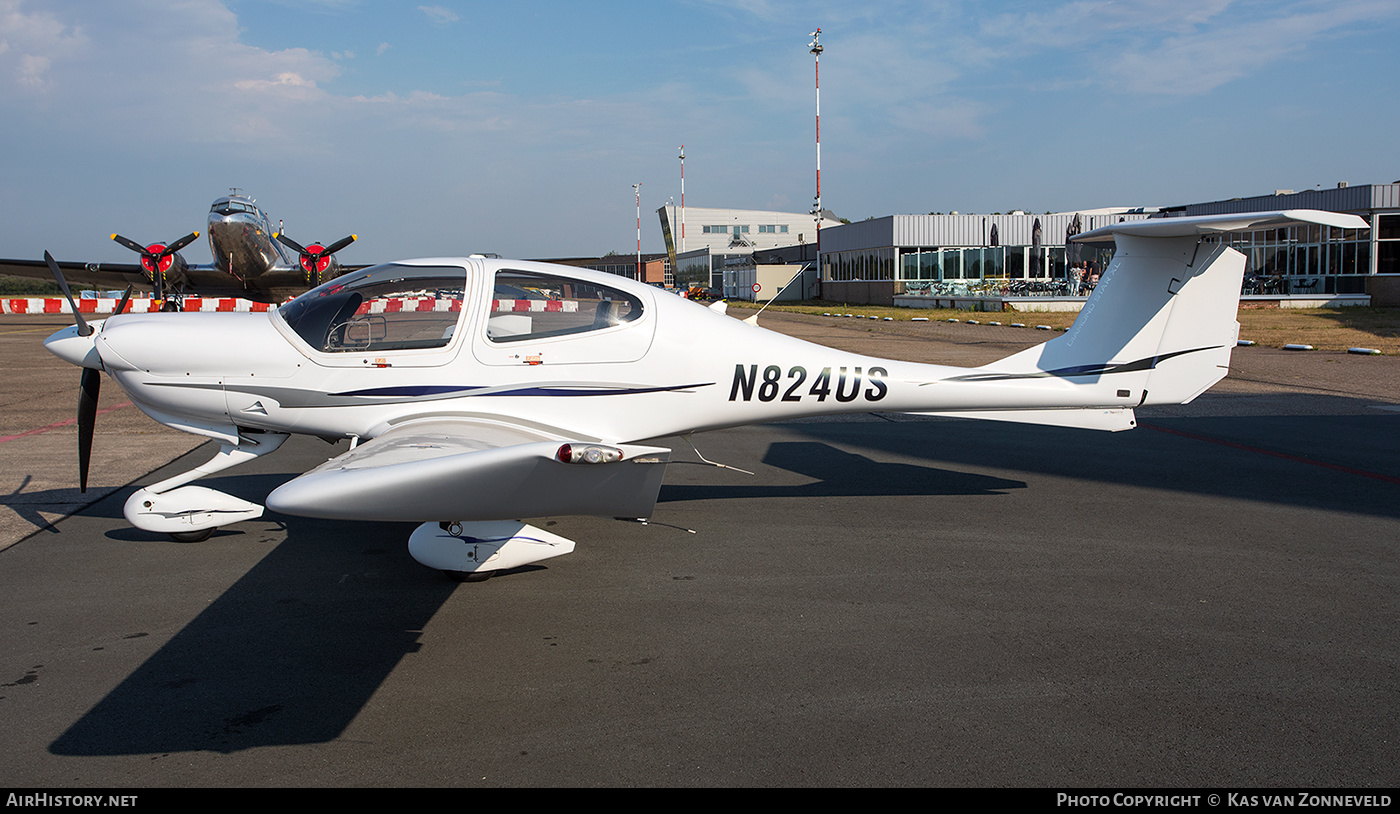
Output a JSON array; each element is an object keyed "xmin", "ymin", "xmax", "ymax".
[
  {"xmin": 782, "ymin": 366, "xmax": 807, "ymax": 401},
  {"xmin": 729, "ymin": 364, "xmax": 757, "ymax": 401},
  {"xmin": 730, "ymin": 363, "xmax": 888, "ymax": 403},
  {"xmin": 757, "ymin": 365, "xmax": 782, "ymax": 401},
  {"xmin": 808, "ymin": 367, "xmax": 832, "ymax": 401},
  {"xmin": 866, "ymin": 366, "xmax": 888, "ymax": 401},
  {"xmin": 835, "ymin": 367, "xmax": 863, "ymax": 402}
]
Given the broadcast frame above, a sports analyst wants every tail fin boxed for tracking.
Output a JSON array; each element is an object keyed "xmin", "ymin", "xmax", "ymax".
[{"xmin": 986, "ymin": 209, "xmax": 1368, "ymax": 407}]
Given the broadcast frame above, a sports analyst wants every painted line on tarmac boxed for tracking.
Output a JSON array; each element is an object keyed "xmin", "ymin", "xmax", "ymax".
[
  {"xmin": 0, "ymin": 402, "xmax": 134, "ymax": 444},
  {"xmin": 1142, "ymin": 423, "xmax": 1400, "ymax": 486}
]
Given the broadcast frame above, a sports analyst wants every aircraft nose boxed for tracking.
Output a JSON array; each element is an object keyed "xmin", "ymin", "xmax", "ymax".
[
  {"xmin": 93, "ymin": 311, "xmax": 302, "ymax": 379},
  {"xmin": 44, "ymin": 322, "xmax": 104, "ymax": 370},
  {"xmin": 91, "ymin": 314, "xmax": 175, "ymax": 373}
]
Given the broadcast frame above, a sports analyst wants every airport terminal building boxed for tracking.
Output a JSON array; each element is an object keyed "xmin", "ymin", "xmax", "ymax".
[
  {"xmin": 814, "ymin": 183, "xmax": 1400, "ymax": 306},
  {"xmin": 655, "ymin": 182, "xmax": 1400, "ymax": 307},
  {"xmin": 657, "ymin": 205, "xmax": 844, "ymax": 292},
  {"xmin": 817, "ymin": 209, "xmax": 1151, "ymax": 305}
]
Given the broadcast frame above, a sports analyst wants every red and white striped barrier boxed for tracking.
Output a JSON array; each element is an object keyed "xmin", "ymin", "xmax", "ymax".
[
  {"xmin": 4, "ymin": 296, "xmax": 585, "ymax": 316},
  {"xmin": 345, "ymin": 298, "xmax": 579, "ymax": 315},
  {"xmin": 492, "ymin": 299, "xmax": 579, "ymax": 313},
  {"xmin": 358, "ymin": 297, "xmax": 465, "ymax": 315},
  {"xmin": 1, "ymin": 297, "xmax": 273, "ymax": 314}
]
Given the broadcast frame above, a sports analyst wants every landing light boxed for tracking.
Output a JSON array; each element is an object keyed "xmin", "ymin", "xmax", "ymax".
[{"xmin": 556, "ymin": 444, "xmax": 622, "ymax": 465}]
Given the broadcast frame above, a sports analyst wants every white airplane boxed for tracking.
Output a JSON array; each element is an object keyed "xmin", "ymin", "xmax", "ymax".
[
  {"xmin": 41, "ymin": 210, "xmax": 1367, "ymax": 580},
  {"xmin": 2, "ymin": 191, "xmax": 361, "ymax": 308}
]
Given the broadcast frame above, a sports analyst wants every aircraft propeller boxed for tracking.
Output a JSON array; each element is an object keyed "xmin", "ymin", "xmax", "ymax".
[
  {"xmin": 275, "ymin": 233, "xmax": 356, "ymax": 287},
  {"xmin": 111, "ymin": 231, "xmax": 198, "ymax": 309},
  {"xmin": 43, "ymin": 251, "xmax": 132, "ymax": 493}
]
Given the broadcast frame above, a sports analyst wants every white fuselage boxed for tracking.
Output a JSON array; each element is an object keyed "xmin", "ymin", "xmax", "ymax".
[{"xmin": 82, "ymin": 257, "xmax": 1141, "ymax": 451}]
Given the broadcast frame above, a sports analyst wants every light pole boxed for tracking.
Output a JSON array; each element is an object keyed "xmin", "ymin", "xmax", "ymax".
[
  {"xmin": 809, "ymin": 28, "xmax": 823, "ymax": 263},
  {"xmin": 678, "ymin": 145, "xmax": 686, "ymax": 254},
  {"xmin": 633, "ymin": 183, "xmax": 642, "ymax": 281}
]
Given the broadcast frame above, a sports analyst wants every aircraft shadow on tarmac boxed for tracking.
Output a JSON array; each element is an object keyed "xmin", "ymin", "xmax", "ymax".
[
  {"xmin": 49, "ymin": 507, "xmax": 449, "ymax": 755},
  {"xmin": 4, "ymin": 476, "xmax": 62, "ymax": 535},
  {"xmin": 659, "ymin": 440, "xmax": 1026, "ymax": 503},
  {"xmin": 47, "ymin": 440, "xmax": 1027, "ymax": 757},
  {"xmin": 770, "ymin": 405, "xmax": 1400, "ymax": 522},
  {"xmin": 42, "ymin": 402, "xmax": 1400, "ymax": 756}
]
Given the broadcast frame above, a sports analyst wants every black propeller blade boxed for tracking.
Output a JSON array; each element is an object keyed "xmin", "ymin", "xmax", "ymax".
[
  {"xmin": 277, "ymin": 233, "xmax": 357, "ymax": 286},
  {"xmin": 111, "ymin": 231, "xmax": 199, "ymax": 259},
  {"xmin": 276, "ymin": 232, "xmax": 356, "ymax": 259},
  {"xmin": 45, "ymin": 251, "xmax": 114, "ymax": 493},
  {"xmin": 44, "ymin": 251, "xmax": 91, "ymax": 337},
  {"xmin": 111, "ymin": 232, "xmax": 199, "ymax": 288},
  {"xmin": 273, "ymin": 233, "xmax": 307, "ymax": 255},
  {"xmin": 77, "ymin": 368, "xmax": 99, "ymax": 493},
  {"xmin": 114, "ymin": 285, "xmax": 133, "ymax": 317}
]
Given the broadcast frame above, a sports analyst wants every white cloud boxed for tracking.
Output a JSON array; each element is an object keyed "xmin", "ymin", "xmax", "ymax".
[
  {"xmin": 418, "ymin": 5, "xmax": 459, "ymax": 26},
  {"xmin": 1104, "ymin": 2, "xmax": 1395, "ymax": 94},
  {"xmin": 0, "ymin": 0, "xmax": 90, "ymax": 94},
  {"xmin": 981, "ymin": 0, "xmax": 1400, "ymax": 96}
]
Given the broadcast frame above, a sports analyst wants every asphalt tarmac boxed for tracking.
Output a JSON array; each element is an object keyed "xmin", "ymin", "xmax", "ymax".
[{"xmin": 1, "ymin": 311, "xmax": 1398, "ymax": 787}]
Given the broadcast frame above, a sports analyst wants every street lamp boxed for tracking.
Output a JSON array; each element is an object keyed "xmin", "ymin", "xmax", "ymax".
[
  {"xmin": 809, "ymin": 28, "xmax": 823, "ymax": 258},
  {"xmin": 678, "ymin": 145, "xmax": 686, "ymax": 254},
  {"xmin": 632, "ymin": 183, "xmax": 642, "ymax": 281}
]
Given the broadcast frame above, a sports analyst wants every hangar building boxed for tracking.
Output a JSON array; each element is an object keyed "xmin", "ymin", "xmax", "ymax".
[
  {"xmin": 808, "ymin": 182, "xmax": 1400, "ymax": 306},
  {"xmin": 657, "ymin": 205, "xmax": 844, "ymax": 291}
]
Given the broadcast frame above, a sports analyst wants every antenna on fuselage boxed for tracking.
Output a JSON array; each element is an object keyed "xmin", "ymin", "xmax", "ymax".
[{"xmin": 742, "ymin": 264, "xmax": 809, "ymax": 326}]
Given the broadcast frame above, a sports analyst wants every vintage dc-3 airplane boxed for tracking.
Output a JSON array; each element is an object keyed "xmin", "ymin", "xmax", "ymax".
[
  {"xmin": 2, "ymin": 190, "xmax": 361, "ymax": 308},
  {"xmin": 41, "ymin": 209, "xmax": 1368, "ymax": 580}
]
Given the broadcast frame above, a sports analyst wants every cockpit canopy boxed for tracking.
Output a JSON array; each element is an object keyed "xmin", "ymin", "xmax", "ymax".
[
  {"xmin": 277, "ymin": 262, "xmax": 647, "ymax": 356},
  {"xmin": 279, "ymin": 263, "xmax": 467, "ymax": 353}
]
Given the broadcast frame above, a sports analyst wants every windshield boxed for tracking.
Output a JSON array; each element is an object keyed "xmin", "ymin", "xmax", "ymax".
[{"xmin": 279, "ymin": 263, "xmax": 469, "ymax": 353}]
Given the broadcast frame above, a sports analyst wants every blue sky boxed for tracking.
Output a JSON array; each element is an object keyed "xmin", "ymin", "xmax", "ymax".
[{"xmin": 2, "ymin": 0, "xmax": 1397, "ymax": 266}]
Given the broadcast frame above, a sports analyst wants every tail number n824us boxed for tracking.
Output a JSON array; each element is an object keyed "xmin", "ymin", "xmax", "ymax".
[{"xmin": 728, "ymin": 364, "xmax": 887, "ymax": 403}]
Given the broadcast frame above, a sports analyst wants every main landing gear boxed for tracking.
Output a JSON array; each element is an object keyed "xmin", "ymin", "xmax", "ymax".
[
  {"xmin": 124, "ymin": 432, "xmax": 289, "ymax": 542},
  {"xmin": 408, "ymin": 520, "xmax": 577, "ymax": 581}
]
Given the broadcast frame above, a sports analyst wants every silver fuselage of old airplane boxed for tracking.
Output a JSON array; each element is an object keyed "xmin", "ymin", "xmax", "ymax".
[{"xmin": 206, "ymin": 194, "xmax": 297, "ymax": 283}]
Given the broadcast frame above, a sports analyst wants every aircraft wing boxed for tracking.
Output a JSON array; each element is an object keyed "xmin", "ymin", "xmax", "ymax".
[
  {"xmin": 0, "ymin": 256, "xmax": 263, "ymax": 299},
  {"xmin": 0, "ymin": 257, "xmax": 145, "ymax": 291},
  {"xmin": 233, "ymin": 264, "xmax": 376, "ymax": 303},
  {"xmin": 265, "ymin": 418, "xmax": 671, "ymax": 523}
]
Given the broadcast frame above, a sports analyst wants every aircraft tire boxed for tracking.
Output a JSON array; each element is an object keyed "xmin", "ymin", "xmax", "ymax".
[
  {"xmin": 168, "ymin": 528, "xmax": 214, "ymax": 543},
  {"xmin": 444, "ymin": 569, "xmax": 493, "ymax": 583}
]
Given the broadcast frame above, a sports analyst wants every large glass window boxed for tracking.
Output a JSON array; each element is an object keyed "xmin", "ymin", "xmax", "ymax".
[
  {"xmin": 488, "ymin": 270, "xmax": 642, "ymax": 343},
  {"xmin": 279, "ymin": 264, "xmax": 467, "ymax": 353}
]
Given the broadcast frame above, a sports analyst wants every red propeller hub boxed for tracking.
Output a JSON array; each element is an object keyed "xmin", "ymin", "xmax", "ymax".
[
  {"xmin": 299, "ymin": 244, "xmax": 333, "ymax": 275},
  {"xmin": 140, "ymin": 244, "xmax": 175, "ymax": 274}
]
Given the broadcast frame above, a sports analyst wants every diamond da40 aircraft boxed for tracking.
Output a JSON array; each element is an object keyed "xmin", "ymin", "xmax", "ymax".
[
  {"xmin": 4, "ymin": 191, "xmax": 363, "ymax": 308},
  {"xmin": 42, "ymin": 209, "xmax": 1366, "ymax": 580}
]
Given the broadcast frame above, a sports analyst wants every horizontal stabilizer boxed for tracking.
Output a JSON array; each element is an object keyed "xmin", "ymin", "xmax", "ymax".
[
  {"xmin": 1074, "ymin": 209, "xmax": 1370, "ymax": 243},
  {"xmin": 909, "ymin": 407, "xmax": 1137, "ymax": 432}
]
